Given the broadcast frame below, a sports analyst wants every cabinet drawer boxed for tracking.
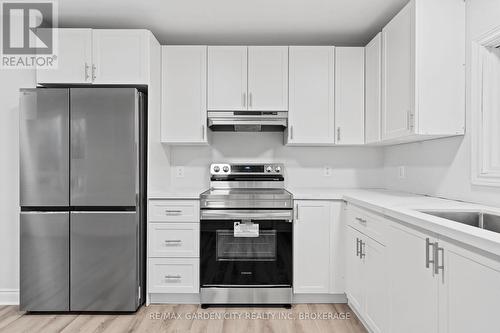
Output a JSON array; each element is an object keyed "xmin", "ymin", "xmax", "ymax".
[
  {"xmin": 148, "ymin": 223, "xmax": 199, "ymax": 257},
  {"xmin": 347, "ymin": 204, "xmax": 387, "ymax": 245},
  {"xmin": 149, "ymin": 200, "xmax": 199, "ymax": 222},
  {"xmin": 148, "ymin": 258, "xmax": 199, "ymax": 294}
]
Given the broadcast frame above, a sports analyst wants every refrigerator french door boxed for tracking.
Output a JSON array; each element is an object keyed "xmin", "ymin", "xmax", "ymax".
[{"xmin": 20, "ymin": 88, "xmax": 145, "ymax": 312}]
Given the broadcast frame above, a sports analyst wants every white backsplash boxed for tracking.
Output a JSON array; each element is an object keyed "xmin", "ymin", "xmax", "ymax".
[{"xmin": 166, "ymin": 132, "xmax": 385, "ymax": 192}]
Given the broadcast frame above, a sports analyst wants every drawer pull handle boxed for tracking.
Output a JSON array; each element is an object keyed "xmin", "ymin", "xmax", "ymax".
[
  {"xmin": 355, "ymin": 217, "xmax": 367, "ymax": 224},
  {"xmin": 164, "ymin": 240, "xmax": 182, "ymax": 243},
  {"xmin": 164, "ymin": 275, "xmax": 181, "ymax": 279},
  {"xmin": 165, "ymin": 209, "xmax": 182, "ymax": 215}
]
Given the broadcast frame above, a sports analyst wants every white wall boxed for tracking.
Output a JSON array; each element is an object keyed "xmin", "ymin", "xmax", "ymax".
[
  {"xmin": 0, "ymin": 69, "xmax": 35, "ymax": 303},
  {"xmin": 383, "ymin": 0, "xmax": 500, "ymax": 207},
  {"xmin": 164, "ymin": 132, "xmax": 385, "ymax": 193}
]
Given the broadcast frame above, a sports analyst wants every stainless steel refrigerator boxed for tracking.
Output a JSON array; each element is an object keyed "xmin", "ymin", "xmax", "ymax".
[{"xmin": 19, "ymin": 88, "xmax": 146, "ymax": 312}]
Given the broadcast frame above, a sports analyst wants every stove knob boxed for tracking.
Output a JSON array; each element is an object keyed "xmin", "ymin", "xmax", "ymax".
[
  {"xmin": 223, "ymin": 166, "xmax": 229, "ymax": 173},
  {"xmin": 274, "ymin": 166, "xmax": 281, "ymax": 173},
  {"xmin": 266, "ymin": 166, "xmax": 273, "ymax": 173},
  {"xmin": 213, "ymin": 165, "xmax": 220, "ymax": 173}
]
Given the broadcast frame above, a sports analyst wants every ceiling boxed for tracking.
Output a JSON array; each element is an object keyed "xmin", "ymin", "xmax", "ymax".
[{"xmin": 58, "ymin": 0, "xmax": 408, "ymax": 46}]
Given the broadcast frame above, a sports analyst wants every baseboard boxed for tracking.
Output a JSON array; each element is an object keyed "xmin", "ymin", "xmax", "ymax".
[
  {"xmin": 292, "ymin": 293, "xmax": 347, "ymax": 304},
  {"xmin": 347, "ymin": 300, "xmax": 373, "ymax": 333},
  {"xmin": 149, "ymin": 293, "xmax": 201, "ymax": 304},
  {"xmin": 0, "ymin": 289, "xmax": 19, "ymax": 305}
]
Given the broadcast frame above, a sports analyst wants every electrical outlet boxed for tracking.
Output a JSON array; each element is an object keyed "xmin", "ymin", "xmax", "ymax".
[
  {"xmin": 175, "ymin": 166, "xmax": 185, "ymax": 178},
  {"xmin": 324, "ymin": 166, "xmax": 332, "ymax": 177},
  {"xmin": 397, "ymin": 166, "xmax": 406, "ymax": 179}
]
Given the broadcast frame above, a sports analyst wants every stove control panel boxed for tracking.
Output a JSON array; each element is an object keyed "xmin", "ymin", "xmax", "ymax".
[{"xmin": 210, "ymin": 163, "xmax": 284, "ymax": 175}]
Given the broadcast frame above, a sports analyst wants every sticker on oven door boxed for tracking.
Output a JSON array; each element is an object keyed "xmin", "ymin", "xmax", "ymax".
[{"xmin": 234, "ymin": 221, "xmax": 259, "ymax": 237}]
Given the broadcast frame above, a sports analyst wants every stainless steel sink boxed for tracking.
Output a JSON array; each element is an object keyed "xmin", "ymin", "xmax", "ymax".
[
  {"xmin": 484, "ymin": 214, "xmax": 500, "ymax": 233},
  {"xmin": 419, "ymin": 210, "xmax": 500, "ymax": 234}
]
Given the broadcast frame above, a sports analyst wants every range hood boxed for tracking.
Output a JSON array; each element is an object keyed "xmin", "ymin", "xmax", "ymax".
[{"xmin": 207, "ymin": 111, "xmax": 288, "ymax": 132}]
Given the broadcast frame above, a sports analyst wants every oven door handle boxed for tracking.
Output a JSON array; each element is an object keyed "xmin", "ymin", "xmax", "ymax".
[{"xmin": 200, "ymin": 209, "xmax": 293, "ymax": 221}]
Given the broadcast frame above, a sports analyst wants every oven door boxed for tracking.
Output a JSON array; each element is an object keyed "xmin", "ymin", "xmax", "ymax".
[{"xmin": 200, "ymin": 210, "xmax": 292, "ymax": 287}]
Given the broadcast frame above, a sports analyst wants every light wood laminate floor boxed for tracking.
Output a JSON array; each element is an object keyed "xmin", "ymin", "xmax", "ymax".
[{"xmin": 0, "ymin": 303, "xmax": 367, "ymax": 333}]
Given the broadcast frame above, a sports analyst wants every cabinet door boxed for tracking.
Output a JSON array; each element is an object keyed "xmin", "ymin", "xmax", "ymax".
[
  {"xmin": 207, "ymin": 46, "xmax": 248, "ymax": 110},
  {"xmin": 293, "ymin": 201, "xmax": 331, "ymax": 293},
  {"xmin": 37, "ymin": 29, "xmax": 92, "ymax": 84},
  {"xmin": 381, "ymin": 2, "xmax": 414, "ymax": 140},
  {"xmin": 345, "ymin": 226, "xmax": 364, "ymax": 313},
  {"xmin": 364, "ymin": 237, "xmax": 388, "ymax": 333},
  {"xmin": 161, "ymin": 46, "xmax": 207, "ymax": 144},
  {"xmin": 247, "ymin": 46, "xmax": 288, "ymax": 111},
  {"xmin": 365, "ymin": 33, "xmax": 382, "ymax": 144},
  {"xmin": 389, "ymin": 224, "xmax": 438, "ymax": 333},
  {"xmin": 438, "ymin": 240, "xmax": 500, "ymax": 333},
  {"xmin": 92, "ymin": 30, "xmax": 148, "ymax": 84},
  {"xmin": 287, "ymin": 46, "xmax": 335, "ymax": 145},
  {"xmin": 334, "ymin": 47, "xmax": 365, "ymax": 145}
]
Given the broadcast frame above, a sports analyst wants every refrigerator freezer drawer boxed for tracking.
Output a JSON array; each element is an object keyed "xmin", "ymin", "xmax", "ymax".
[
  {"xmin": 70, "ymin": 211, "xmax": 139, "ymax": 311},
  {"xmin": 19, "ymin": 89, "xmax": 70, "ymax": 207},
  {"xmin": 20, "ymin": 212, "xmax": 69, "ymax": 311}
]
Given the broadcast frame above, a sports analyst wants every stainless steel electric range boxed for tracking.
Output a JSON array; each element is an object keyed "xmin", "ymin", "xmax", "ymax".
[{"xmin": 199, "ymin": 163, "xmax": 293, "ymax": 308}]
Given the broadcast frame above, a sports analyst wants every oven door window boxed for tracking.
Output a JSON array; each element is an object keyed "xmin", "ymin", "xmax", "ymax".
[{"xmin": 216, "ymin": 230, "xmax": 277, "ymax": 261}]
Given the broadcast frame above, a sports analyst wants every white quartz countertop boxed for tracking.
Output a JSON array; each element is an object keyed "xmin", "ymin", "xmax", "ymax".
[
  {"xmin": 148, "ymin": 190, "xmax": 202, "ymax": 200},
  {"xmin": 290, "ymin": 188, "xmax": 500, "ymax": 257}
]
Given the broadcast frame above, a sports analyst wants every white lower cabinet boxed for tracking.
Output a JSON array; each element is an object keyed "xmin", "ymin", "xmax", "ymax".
[
  {"xmin": 345, "ymin": 226, "xmax": 365, "ymax": 311},
  {"xmin": 438, "ymin": 240, "xmax": 500, "ymax": 333},
  {"xmin": 148, "ymin": 258, "xmax": 199, "ymax": 294},
  {"xmin": 388, "ymin": 223, "xmax": 439, "ymax": 333},
  {"xmin": 363, "ymin": 237, "xmax": 387, "ymax": 333},
  {"xmin": 147, "ymin": 199, "xmax": 200, "ymax": 302},
  {"xmin": 345, "ymin": 205, "xmax": 500, "ymax": 333},
  {"xmin": 148, "ymin": 223, "xmax": 199, "ymax": 257},
  {"xmin": 345, "ymin": 224, "xmax": 388, "ymax": 333},
  {"xmin": 293, "ymin": 200, "xmax": 343, "ymax": 294}
]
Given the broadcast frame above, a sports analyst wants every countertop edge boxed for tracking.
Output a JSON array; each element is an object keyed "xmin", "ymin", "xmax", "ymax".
[{"xmin": 342, "ymin": 194, "xmax": 500, "ymax": 258}]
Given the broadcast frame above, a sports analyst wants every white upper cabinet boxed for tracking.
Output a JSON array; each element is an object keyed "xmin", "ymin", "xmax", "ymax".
[
  {"xmin": 36, "ymin": 29, "xmax": 92, "ymax": 84},
  {"xmin": 92, "ymin": 30, "xmax": 149, "ymax": 84},
  {"xmin": 207, "ymin": 46, "xmax": 248, "ymax": 111},
  {"xmin": 334, "ymin": 47, "xmax": 365, "ymax": 145},
  {"xmin": 161, "ymin": 46, "xmax": 207, "ymax": 144},
  {"xmin": 36, "ymin": 29, "xmax": 153, "ymax": 85},
  {"xmin": 247, "ymin": 46, "xmax": 288, "ymax": 111},
  {"xmin": 381, "ymin": 0, "xmax": 465, "ymax": 143},
  {"xmin": 286, "ymin": 46, "xmax": 335, "ymax": 145},
  {"xmin": 207, "ymin": 46, "xmax": 288, "ymax": 111},
  {"xmin": 365, "ymin": 33, "xmax": 382, "ymax": 144},
  {"xmin": 381, "ymin": 4, "xmax": 414, "ymax": 140}
]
